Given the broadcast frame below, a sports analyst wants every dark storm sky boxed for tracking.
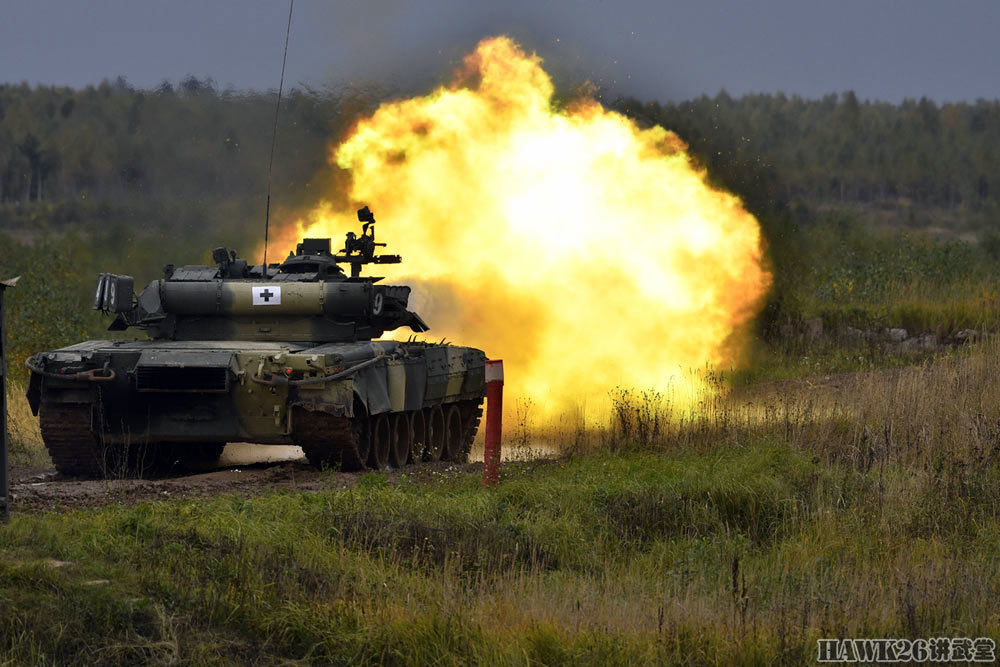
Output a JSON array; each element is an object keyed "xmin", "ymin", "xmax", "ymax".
[{"xmin": 2, "ymin": 0, "xmax": 997, "ymax": 103}]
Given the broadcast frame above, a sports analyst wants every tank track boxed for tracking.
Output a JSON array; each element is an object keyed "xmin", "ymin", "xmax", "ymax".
[
  {"xmin": 40, "ymin": 403, "xmax": 225, "ymax": 478},
  {"xmin": 39, "ymin": 403, "xmax": 107, "ymax": 477},
  {"xmin": 457, "ymin": 398, "xmax": 484, "ymax": 463},
  {"xmin": 296, "ymin": 397, "xmax": 485, "ymax": 470},
  {"xmin": 294, "ymin": 407, "xmax": 368, "ymax": 472},
  {"xmin": 41, "ymin": 398, "xmax": 486, "ymax": 477}
]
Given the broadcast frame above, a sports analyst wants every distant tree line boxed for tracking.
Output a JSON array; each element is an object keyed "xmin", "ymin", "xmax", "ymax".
[
  {"xmin": 0, "ymin": 76, "xmax": 351, "ymax": 208},
  {"xmin": 2, "ymin": 78, "xmax": 998, "ymax": 223},
  {"xmin": 613, "ymin": 90, "xmax": 1000, "ymax": 215}
]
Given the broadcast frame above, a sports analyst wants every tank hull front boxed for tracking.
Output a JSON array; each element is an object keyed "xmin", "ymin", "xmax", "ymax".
[{"xmin": 27, "ymin": 339, "xmax": 487, "ymax": 476}]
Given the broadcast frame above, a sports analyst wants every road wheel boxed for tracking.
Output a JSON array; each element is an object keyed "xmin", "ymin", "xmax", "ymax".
[
  {"xmin": 409, "ymin": 408, "xmax": 427, "ymax": 464},
  {"xmin": 368, "ymin": 413, "xmax": 390, "ymax": 469},
  {"xmin": 347, "ymin": 406, "xmax": 371, "ymax": 472},
  {"xmin": 423, "ymin": 405, "xmax": 445, "ymax": 462},
  {"xmin": 389, "ymin": 412, "xmax": 411, "ymax": 468},
  {"xmin": 443, "ymin": 404, "xmax": 464, "ymax": 462}
]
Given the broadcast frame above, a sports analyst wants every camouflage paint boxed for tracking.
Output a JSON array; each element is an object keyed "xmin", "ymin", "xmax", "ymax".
[{"xmin": 28, "ymin": 339, "xmax": 485, "ymax": 445}]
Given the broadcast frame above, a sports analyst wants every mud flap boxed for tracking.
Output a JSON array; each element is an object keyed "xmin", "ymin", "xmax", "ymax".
[
  {"xmin": 384, "ymin": 358, "xmax": 427, "ymax": 412},
  {"xmin": 461, "ymin": 349, "xmax": 486, "ymax": 395},
  {"xmin": 26, "ymin": 371, "xmax": 41, "ymax": 415},
  {"xmin": 354, "ymin": 364, "xmax": 391, "ymax": 416}
]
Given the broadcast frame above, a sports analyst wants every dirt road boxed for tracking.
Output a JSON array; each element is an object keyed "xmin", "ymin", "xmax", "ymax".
[{"xmin": 8, "ymin": 444, "xmax": 480, "ymax": 513}]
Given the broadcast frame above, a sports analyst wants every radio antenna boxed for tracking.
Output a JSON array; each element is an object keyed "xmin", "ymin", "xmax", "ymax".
[{"xmin": 263, "ymin": 0, "xmax": 294, "ymax": 273}]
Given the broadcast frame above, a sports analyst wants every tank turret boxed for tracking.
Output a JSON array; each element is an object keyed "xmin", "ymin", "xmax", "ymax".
[{"xmin": 95, "ymin": 206, "xmax": 428, "ymax": 342}]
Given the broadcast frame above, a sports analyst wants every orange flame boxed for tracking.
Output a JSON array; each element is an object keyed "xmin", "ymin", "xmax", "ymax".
[{"xmin": 287, "ymin": 36, "xmax": 771, "ymax": 417}]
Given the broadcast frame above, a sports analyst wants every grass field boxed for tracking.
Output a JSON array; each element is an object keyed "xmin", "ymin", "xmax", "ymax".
[
  {"xmin": 4, "ymin": 218, "xmax": 1000, "ymax": 664},
  {"xmin": 4, "ymin": 339, "xmax": 1000, "ymax": 665}
]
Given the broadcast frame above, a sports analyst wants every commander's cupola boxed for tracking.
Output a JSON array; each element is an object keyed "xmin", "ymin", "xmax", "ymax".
[{"xmin": 276, "ymin": 238, "xmax": 345, "ymax": 281}]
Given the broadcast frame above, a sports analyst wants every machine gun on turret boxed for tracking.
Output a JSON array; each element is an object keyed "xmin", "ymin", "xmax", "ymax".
[{"xmin": 335, "ymin": 206, "xmax": 402, "ymax": 278}]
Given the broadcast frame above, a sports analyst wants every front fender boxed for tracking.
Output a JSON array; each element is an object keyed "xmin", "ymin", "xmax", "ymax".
[{"xmin": 26, "ymin": 364, "xmax": 42, "ymax": 415}]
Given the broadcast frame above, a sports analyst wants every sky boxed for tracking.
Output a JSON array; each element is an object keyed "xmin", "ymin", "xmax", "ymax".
[{"xmin": 1, "ymin": 0, "xmax": 997, "ymax": 103}]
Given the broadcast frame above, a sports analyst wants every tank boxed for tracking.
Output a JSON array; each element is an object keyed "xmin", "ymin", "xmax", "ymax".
[{"xmin": 24, "ymin": 207, "xmax": 486, "ymax": 477}]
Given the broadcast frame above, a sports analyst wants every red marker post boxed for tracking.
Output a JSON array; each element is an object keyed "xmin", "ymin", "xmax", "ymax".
[{"xmin": 483, "ymin": 359, "xmax": 503, "ymax": 486}]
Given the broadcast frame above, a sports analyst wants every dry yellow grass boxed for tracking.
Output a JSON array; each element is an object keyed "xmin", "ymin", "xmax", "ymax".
[
  {"xmin": 530, "ymin": 337, "xmax": 1000, "ymax": 469},
  {"xmin": 4, "ymin": 382, "xmax": 45, "ymax": 466}
]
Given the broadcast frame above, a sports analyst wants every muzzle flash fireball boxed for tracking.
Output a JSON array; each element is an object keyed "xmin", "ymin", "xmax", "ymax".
[{"xmin": 284, "ymin": 36, "xmax": 772, "ymax": 417}]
